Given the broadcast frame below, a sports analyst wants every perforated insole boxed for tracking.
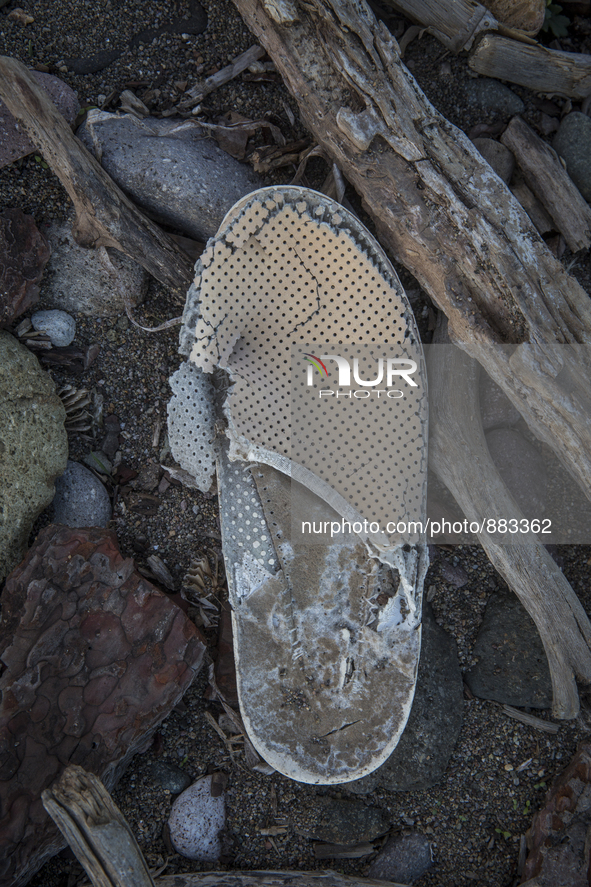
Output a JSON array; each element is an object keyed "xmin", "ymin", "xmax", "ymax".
[{"xmin": 185, "ymin": 187, "xmax": 427, "ymax": 550}]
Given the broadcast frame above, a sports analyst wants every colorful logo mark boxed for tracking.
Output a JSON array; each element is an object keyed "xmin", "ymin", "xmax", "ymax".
[{"xmin": 303, "ymin": 353, "xmax": 328, "ymax": 376}]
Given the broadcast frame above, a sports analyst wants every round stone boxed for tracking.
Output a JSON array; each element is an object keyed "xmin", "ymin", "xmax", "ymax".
[
  {"xmin": 31, "ymin": 309, "xmax": 76, "ymax": 346},
  {"xmin": 52, "ymin": 460, "xmax": 112, "ymax": 528}
]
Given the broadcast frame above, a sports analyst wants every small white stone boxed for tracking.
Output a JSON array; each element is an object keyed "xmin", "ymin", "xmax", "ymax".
[
  {"xmin": 168, "ymin": 774, "xmax": 226, "ymax": 861},
  {"xmin": 31, "ymin": 309, "xmax": 76, "ymax": 347}
]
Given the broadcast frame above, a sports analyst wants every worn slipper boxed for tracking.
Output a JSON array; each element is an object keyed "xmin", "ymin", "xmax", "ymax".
[{"xmin": 169, "ymin": 187, "xmax": 428, "ymax": 784}]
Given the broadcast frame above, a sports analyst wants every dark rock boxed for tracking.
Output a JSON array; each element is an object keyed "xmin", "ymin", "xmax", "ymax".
[
  {"xmin": 485, "ymin": 427, "xmax": 546, "ymax": 516},
  {"xmin": 0, "ymin": 72, "xmax": 79, "ymax": 168},
  {"xmin": 293, "ymin": 796, "xmax": 390, "ymax": 844},
  {"xmin": 465, "ymin": 79, "xmax": 524, "ymax": 116},
  {"xmin": 368, "ymin": 832, "xmax": 433, "ymax": 883},
  {"xmin": 345, "ymin": 604, "xmax": 463, "ymax": 793},
  {"xmin": 149, "ymin": 761, "xmax": 192, "ymax": 794},
  {"xmin": 0, "ymin": 524, "xmax": 206, "ymax": 887},
  {"xmin": 63, "ymin": 48, "xmax": 123, "ymax": 75},
  {"xmin": 472, "ymin": 138, "xmax": 515, "ymax": 183},
  {"xmin": 553, "ymin": 112, "xmax": 591, "ymax": 203},
  {"xmin": 479, "ymin": 371, "xmax": 521, "ymax": 430},
  {"xmin": 52, "ymin": 460, "xmax": 113, "ymax": 528},
  {"xmin": 0, "ymin": 332, "xmax": 67, "ymax": 581},
  {"xmin": 465, "ymin": 591, "xmax": 552, "ymax": 708},
  {"xmin": 0, "ymin": 209, "xmax": 50, "ymax": 326},
  {"xmin": 523, "ymin": 742, "xmax": 591, "ymax": 886},
  {"xmin": 40, "ymin": 218, "xmax": 148, "ymax": 316},
  {"xmin": 77, "ymin": 111, "xmax": 263, "ymax": 241}
]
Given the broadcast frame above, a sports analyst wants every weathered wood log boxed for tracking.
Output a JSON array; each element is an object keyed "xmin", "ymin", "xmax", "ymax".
[
  {"xmin": 377, "ymin": 0, "xmax": 498, "ymax": 50},
  {"xmin": 501, "ymin": 116, "xmax": 591, "ymax": 252},
  {"xmin": 230, "ymin": 0, "xmax": 591, "ymax": 510},
  {"xmin": 469, "ymin": 34, "xmax": 591, "ymax": 99},
  {"xmin": 44, "ymin": 767, "xmax": 411, "ymax": 887},
  {"xmin": 429, "ymin": 317, "xmax": 591, "ymax": 719},
  {"xmin": 42, "ymin": 765, "xmax": 155, "ymax": 887},
  {"xmin": 0, "ymin": 57, "xmax": 194, "ymax": 292}
]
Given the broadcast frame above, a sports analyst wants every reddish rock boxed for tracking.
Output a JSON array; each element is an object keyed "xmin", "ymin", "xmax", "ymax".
[
  {"xmin": 0, "ymin": 209, "xmax": 50, "ymax": 326},
  {"xmin": 0, "ymin": 71, "xmax": 79, "ymax": 168},
  {"xmin": 0, "ymin": 524, "xmax": 206, "ymax": 887},
  {"xmin": 522, "ymin": 742, "xmax": 591, "ymax": 886}
]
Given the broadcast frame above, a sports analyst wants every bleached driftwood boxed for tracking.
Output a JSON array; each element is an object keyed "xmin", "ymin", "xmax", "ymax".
[
  {"xmin": 0, "ymin": 57, "xmax": 193, "ymax": 292},
  {"xmin": 42, "ymin": 765, "xmax": 155, "ymax": 887},
  {"xmin": 43, "ymin": 767, "xmax": 411, "ymax": 887},
  {"xmin": 469, "ymin": 34, "xmax": 591, "ymax": 99},
  {"xmin": 501, "ymin": 116, "xmax": 591, "ymax": 252},
  {"xmin": 428, "ymin": 318, "xmax": 591, "ymax": 719}
]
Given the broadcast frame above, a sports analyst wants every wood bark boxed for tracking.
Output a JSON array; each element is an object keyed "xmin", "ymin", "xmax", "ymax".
[
  {"xmin": 469, "ymin": 33, "xmax": 591, "ymax": 99},
  {"xmin": 501, "ymin": 116, "xmax": 591, "ymax": 253},
  {"xmin": 41, "ymin": 765, "xmax": 155, "ymax": 887},
  {"xmin": 0, "ymin": 57, "xmax": 194, "ymax": 292},
  {"xmin": 428, "ymin": 318, "xmax": 591, "ymax": 719},
  {"xmin": 231, "ymin": 0, "xmax": 591, "ymax": 511}
]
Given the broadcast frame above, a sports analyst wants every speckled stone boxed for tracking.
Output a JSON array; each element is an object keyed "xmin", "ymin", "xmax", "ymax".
[
  {"xmin": 78, "ymin": 111, "xmax": 263, "ymax": 241},
  {"xmin": 168, "ymin": 774, "xmax": 226, "ymax": 861},
  {"xmin": 31, "ymin": 309, "xmax": 76, "ymax": 346},
  {"xmin": 52, "ymin": 460, "xmax": 112, "ymax": 528},
  {"xmin": 0, "ymin": 331, "xmax": 67, "ymax": 581}
]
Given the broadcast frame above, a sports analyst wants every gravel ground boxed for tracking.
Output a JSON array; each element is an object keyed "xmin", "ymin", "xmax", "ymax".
[{"xmin": 1, "ymin": 1, "xmax": 591, "ymax": 886}]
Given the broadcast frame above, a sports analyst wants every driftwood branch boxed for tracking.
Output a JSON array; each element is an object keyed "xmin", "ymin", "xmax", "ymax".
[
  {"xmin": 500, "ymin": 116, "xmax": 591, "ymax": 253},
  {"xmin": 0, "ymin": 56, "xmax": 194, "ymax": 292},
  {"xmin": 179, "ymin": 44, "xmax": 265, "ymax": 109},
  {"xmin": 42, "ymin": 765, "xmax": 155, "ymax": 887},
  {"xmin": 44, "ymin": 767, "xmax": 411, "ymax": 887},
  {"xmin": 469, "ymin": 34, "xmax": 591, "ymax": 99},
  {"xmin": 231, "ymin": 0, "xmax": 591, "ymax": 510},
  {"xmin": 429, "ymin": 318, "xmax": 591, "ymax": 719}
]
